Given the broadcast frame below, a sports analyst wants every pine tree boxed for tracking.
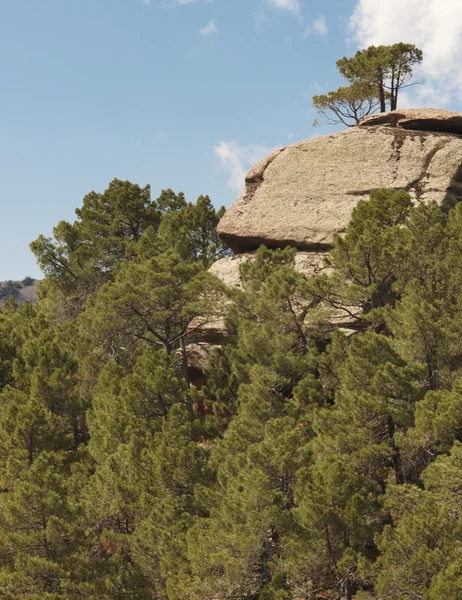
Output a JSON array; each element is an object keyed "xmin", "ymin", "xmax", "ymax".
[
  {"xmin": 376, "ymin": 443, "xmax": 462, "ymax": 599},
  {"xmin": 309, "ymin": 188, "xmax": 412, "ymax": 330},
  {"xmin": 186, "ymin": 249, "xmax": 320, "ymax": 598}
]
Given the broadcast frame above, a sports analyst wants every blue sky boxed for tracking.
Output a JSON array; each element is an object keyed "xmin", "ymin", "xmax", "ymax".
[{"xmin": 1, "ymin": 0, "xmax": 461, "ymax": 280}]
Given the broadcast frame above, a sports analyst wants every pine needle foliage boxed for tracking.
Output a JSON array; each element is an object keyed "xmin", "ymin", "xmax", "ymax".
[{"xmin": 1, "ymin": 182, "xmax": 462, "ymax": 598}]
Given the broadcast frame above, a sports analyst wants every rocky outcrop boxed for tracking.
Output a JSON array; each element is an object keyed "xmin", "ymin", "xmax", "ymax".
[
  {"xmin": 190, "ymin": 109, "xmax": 462, "ymax": 378},
  {"xmin": 217, "ymin": 109, "xmax": 462, "ymax": 254},
  {"xmin": 359, "ymin": 108, "xmax": 462, "ymax": 135}
]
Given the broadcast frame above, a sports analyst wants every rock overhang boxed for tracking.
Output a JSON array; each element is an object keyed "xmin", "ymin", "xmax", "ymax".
[{"xmin": 359, "ymin": 108, "xmax": 462, "ymax": 136}]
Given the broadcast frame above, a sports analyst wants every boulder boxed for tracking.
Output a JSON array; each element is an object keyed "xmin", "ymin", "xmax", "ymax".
[{"xmin": 217, "ymin": 109, "xmax": 462, "ymax": 254}]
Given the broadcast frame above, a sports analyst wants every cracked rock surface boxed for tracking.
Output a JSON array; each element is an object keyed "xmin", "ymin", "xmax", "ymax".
[{"xmin": 217, "ymin": 110, "xmax": 462, "ymax": 253}]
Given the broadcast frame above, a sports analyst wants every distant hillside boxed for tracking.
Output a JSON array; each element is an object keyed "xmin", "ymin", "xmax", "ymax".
[{"xmin": 0, "ymin": 278, "xmax": 40, "ymax": 306}]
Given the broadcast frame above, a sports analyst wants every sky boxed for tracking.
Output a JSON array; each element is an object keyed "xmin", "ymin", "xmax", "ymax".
[{"xmin": 1, "ymin": 0, "xmax": 462, "ymax": 280}]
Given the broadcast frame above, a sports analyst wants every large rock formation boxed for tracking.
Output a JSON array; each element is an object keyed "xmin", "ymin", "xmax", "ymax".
[
  {"xmin": 217, "ymin": 109, "xmax": 462, "ymax": 254},
  {"xmin": 188, "ymin": 109, "xmax": 462, "ymax": 380}
]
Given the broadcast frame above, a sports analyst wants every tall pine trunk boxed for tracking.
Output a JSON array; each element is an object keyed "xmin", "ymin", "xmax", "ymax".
[{"xmin": 379, "ymin": 82, "xmax": 386, "ymax": 113}]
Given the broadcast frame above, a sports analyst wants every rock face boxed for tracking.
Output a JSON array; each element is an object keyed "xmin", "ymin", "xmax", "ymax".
[
  {"xmin": 190, "ymin": 109, "xmax": 462, "ymax": 377},
  {"xmin": 217, "ymin": 109, "xmax": 462, "ymax": 254}
]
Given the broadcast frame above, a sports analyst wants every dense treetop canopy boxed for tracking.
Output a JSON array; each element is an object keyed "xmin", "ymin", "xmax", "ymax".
[{"xmin": 0, "ymin": 179, "xmax": 461, "ymax": 598}]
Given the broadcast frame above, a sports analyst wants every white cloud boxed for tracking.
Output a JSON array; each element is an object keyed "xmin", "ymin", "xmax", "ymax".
[
  {"xmin": 312, "ymin": 15, "xmax": 328, "ymax": 37},
  {"xmin": 200, "ymin": 19, "xmax": 218, "ymax": 35},
  {"xmin": 214, "ymin": 141, "xmax": 279, "ymax": 192},
  {"xmin": 349, "ymin": 0, "xmax": 462, "ymax": 106},
  {"xmin": 304, "ymin": 15, "xmax": 328, "ymax": 38},
  {"xmin": 265, "ymin": 0, "xmax": 300, "ymax": 16}
]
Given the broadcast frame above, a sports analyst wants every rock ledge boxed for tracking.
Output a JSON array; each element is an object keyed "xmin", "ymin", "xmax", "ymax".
[{"xmin": 359, "ymin": 108, "xmax": 462, "ymax": 135}]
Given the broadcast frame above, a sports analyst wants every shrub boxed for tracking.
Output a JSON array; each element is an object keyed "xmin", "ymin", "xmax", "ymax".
[{"xmin": 0, "ymin": 281, "xmax": 21, "ymax": 300}]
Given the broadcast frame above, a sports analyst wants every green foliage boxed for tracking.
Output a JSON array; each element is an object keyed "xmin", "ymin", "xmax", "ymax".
[
  {"xmin": 6, "ymin": 177, "xmax": 462, "ymax": 598},
  {"xmin": 309, "ymin": 188, "xmax": 412, "ymax": 329},
  {"xmin": 0, "ymin": 280, "xmax": 21, "ymax": 300},
  {"xmin": 375, "ymin": 444, "xmax": 462, "ymax": 599},
  {"xmin": 30, "ymin": 179, "xmax": 227, "ymax": 321},
  {"xmin": 314, "ymin": 42, "xmax": 423, "ymax": 125},
  {"xmin": 313, "ymin": 81, "xmax": 381, "ymax": 127},
  {"xmin": 22, "ymin": 276, "xmax": 35, "ymax": 286},
  {"xmin": 337, "ymin": 43, "xmax": 423, "ymax": 112},
  {"xmin": 30, "ymin": 179, "xmax": 158, "ymax": 315},
  {"xmin": 156, "ymin": 193, "xmax": 229, "ymax": 268}
]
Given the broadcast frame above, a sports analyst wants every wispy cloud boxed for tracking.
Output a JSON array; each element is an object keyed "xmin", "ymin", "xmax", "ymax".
[
  {"xmin": 199, "ymin": 19, "xmax": 218, "ymax": 35},
  {"xmin": 304, "ymin": 15, "xmax": 328, "ymax": 38},
  {"xmin": 214, "ymin": 141, "xmax": 279, "ymax": 192},
  {"xmin": 265, "ymin": 0, "xmax": 300, "ymax": 17},
  {"xmin": 312, "ymin": 15, "xmax": 328, "ymax": 37},
  {"xmin": 349, "ymin": 0, "xmax": 462, "ymax": 106}
]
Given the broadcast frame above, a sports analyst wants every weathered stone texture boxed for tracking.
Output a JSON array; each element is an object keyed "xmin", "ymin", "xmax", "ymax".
[{"xmin": 217, "ymin": 110, "xmax": 462, "ymax": 253}]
